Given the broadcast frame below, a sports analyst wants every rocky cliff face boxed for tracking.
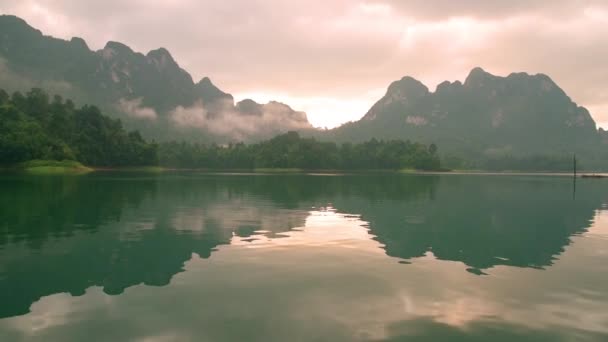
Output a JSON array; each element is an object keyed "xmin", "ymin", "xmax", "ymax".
[{"xmin": 332, "ymin": 67, "xmax": 601, "ymax": 156}]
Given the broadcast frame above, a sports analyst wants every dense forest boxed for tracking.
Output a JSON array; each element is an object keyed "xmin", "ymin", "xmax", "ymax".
[
  {"xmin": 158, "ymin": 132, "xmax": 441, "ymax": 170},
  {"xmin": 0, "ymin": 88, "xmax": 157, "ymax": 166},
  {"xmin": 0, "ymin": 88, "xmax": 442, "ymax": 170}
]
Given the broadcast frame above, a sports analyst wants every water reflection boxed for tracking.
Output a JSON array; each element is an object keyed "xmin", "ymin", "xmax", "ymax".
[
  {"xmin": 230, "ymin": 207, "xmax": 381, "ymax": 252},
  {"xmin": 1, "ymin": 207, "xmax": 607, "ymax": 341},
  {"xmin": 0, "ymin": 173, "xmax": 607, "ymax": 341},
  {"xmin": 343, "ymin": 176, "xmax": 607, "ymax": 273},
  {"xmin": 0, "ymin": 174, "xmax": 311, "ymax": 317}
]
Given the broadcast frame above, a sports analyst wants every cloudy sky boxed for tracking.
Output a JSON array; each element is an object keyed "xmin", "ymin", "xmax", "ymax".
[{"xmin": 1, "ymin": 0, "xmax": 607, "ymax": 128}]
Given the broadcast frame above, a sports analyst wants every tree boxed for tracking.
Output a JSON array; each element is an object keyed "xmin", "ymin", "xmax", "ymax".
[{"xmin": 0, "ymin": 88, "xmax": 158, "ymax": 167}]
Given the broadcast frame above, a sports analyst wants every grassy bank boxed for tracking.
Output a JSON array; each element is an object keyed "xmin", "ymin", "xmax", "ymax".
[{"xmin": 19, "ymin": 160, "xmax": 93, "ymax": 174}]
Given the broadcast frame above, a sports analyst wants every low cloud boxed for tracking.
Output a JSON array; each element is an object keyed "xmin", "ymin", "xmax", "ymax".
[
  {"xmin": 170, "ymin": 99, "xmax": 310, "ymax": 141},
  {"xmin": 117, "ymin": 98, "xmax": 158, "ymax": 120},
  {"xmin": 0, "ymin": 57, "xmax": 73, "ymax": 95}
]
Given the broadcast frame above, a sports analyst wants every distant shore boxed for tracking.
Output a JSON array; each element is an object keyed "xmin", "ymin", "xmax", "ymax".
[
  {"xmin": 7, "ymin": 160, "xmax": 93, "ymax": 174},
  {"xmin": 2, "ymin": 160, "xmax": 607, "ymax": 177}
]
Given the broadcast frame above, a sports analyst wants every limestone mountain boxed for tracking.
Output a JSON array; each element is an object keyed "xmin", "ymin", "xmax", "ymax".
[
  {"xmin": 0, "ymin": 15, "xmax": 312, "ymax": 142},
  {"xmin": 1, "ymin": 14, "xmax": 605, "ymax": 168},
  {"xmin": 325, "ymin": 67, "xmax": 604, "ymax": 164},
  {"xmin": 600, "ymin": 128, "xmax": 608, "ymax": 145}
]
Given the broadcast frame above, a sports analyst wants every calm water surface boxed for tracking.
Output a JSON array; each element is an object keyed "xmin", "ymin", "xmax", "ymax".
[{"xmin": 0, "ymin": 173, "xmax": 607, "ymax": 341}]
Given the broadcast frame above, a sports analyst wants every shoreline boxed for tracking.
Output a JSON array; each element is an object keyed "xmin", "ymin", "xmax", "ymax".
[
  {"xmin": 2, "ymin": 160, "xmax": 607, "ymax": 177},
  {"xmin": 78, "ymin": 169, "xmax": 608, "ymax": 177}
]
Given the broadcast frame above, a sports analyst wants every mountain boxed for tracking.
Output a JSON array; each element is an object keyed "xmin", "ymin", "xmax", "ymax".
[
  {"xmin": 1, "ymin": 14, "xmax": 605, "ymax": 169},
  {"xmin": 0, "ymin": 15, "xmax": 312, "ymax": 142},
  {"xmin": 600, "ymin": 128, "xmax": 608, "ymax": 145},
  {"xmin": 323, "ymin": 67, "xmax": 605, "ymax": 167}
]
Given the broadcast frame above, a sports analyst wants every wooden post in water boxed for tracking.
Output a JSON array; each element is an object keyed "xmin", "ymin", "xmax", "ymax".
[{"xmin": 573, "ymin": 154, "xmax": 577, "ymax": 200}]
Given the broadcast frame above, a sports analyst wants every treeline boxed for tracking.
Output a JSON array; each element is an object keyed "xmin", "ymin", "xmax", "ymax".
[
  {"xmin": 0, "ymin": 88, "xmax": 157, "ymax": 166},
  {"xmin": 158, "ymin": 131, "xmax": 441, "ymax": 170},
  {"xmin": 1, "ymin": 88, "xmax": 588, "ymax": 172},
  {"xmin": 0, "ymin": 88, "xmax": 441, "ymax": 170}
]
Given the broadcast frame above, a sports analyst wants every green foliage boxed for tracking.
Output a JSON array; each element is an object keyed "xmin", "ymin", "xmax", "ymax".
[
  {"xmin": 0, "ymin": 88, "xmax": 441, "ymax": 171},
  {"xmin": 19, "ymin": 160, "xmax": 92, "ymax": 174},
  {"xmin": 0, "ymin": 88, "xmax": 157, "ymax": 167},
  {"xmin": 158, "ymin": 131, "xmax": 442, "ymax": 171}
]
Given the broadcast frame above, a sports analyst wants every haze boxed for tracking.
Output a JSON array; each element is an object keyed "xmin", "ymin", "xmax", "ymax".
[{"xmin": 1, "ymin": 0, "xmax": 606, "ymax": 129}]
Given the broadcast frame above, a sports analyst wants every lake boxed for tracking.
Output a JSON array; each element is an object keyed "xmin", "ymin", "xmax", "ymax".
[{"xmin": 0, "ymin": 173, "xmax": 607, "ymax": 341}]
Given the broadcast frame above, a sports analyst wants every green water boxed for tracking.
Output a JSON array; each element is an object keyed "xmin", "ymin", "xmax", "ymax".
[{"xmin": 0, "ymin": 173, "xmax": 607, "ymax": 341}]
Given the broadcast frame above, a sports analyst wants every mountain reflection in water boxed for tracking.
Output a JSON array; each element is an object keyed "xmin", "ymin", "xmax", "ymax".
[{"xmin": 0, "ymin": 173, "xmax": 607, "ymax": 341}]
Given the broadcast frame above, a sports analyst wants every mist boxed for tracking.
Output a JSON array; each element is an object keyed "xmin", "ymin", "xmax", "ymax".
[
  {"xmin": 0, "ymin": 57, "xmax": 73, "ymax": 95},
  {"xmin": 170, "ymin": 99, "xmax": 311, "ymax": 141},
  {"xmin": 117, "ymin": 98, "xmax": 158, "ymax": 120}
]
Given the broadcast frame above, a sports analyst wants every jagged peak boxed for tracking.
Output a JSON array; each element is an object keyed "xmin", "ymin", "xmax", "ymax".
[
  {"xmin": 197, "ymin": 77, "xmax": 224, "ymax": 92},
  {"xmin": 146, "ymin": 47, "xmax": 180, "ymax": 70},
  {"xmin": 263, "ymin": 101, "xmax": 310, "ymax": 124},
  {"xmin": 198, "ymin": 76, "xmax": 213, "ymax": 85},
  {"xmin": 387, "ymin": 76, "xmax": 429, "ymax": 97},
  {"xmin": 195, "ymin": 76, "xmax": 233, "ymax": 101},
  {"xmin": 534, "ymin": 72, "xmax": 552, "ymax": 81},
  {"xmin": 464, "ymin": 67, "xmax": 495, "ymax": 86},
  {"xmin": 362, "ymin": 76, "xmax": 429, "ymax": 121},
  {"xmin": 436, "ymin": 80, "xmax": 463, "ymax": 93},
  {"xmin": 0, "ymin": 15, "xmax": 42, "ymax": 36},
  {"xmin": 236, "ymin": 98, "xmax": 260, "ymax": 107},
  {"xmin": 147, "ymin": 47, "xmax": 173, "ymax": 60},
  {"xmin": 507, "ymin": 71, "xmax": 556, "ymax": 84},
  {"xmin": 505, "ymin": 71, "xmax": 566, "ymax": 97},
  {"xmin": 236, "ymin": 99, "xmax": 300, "ymax": 112},
  {"xmin": 236, "ymin": 99, "xmax": 264, "ymax": 116},
  {"xmin": 393, "ymin": 76, "xmax": 427, "ymax": 88},
  {"xmin": 437, "ymin": 80, "xmax": 451, "ymax": 88},
  {"xmin": 469, "ymin": 66, "xmax": 488, "ymax": 75},
  {"xmin": 103, "ymin": 41, "xmax": 134, "ymax": 54},
  {"xmin": 70, "ymin": 37, "xmax": 89, "ymax": 50},
  {"xmin": 507, "ymin": 71, "xmax": 531, "ymax": 78},
  {"xmin": 0, "ymin": 15, "xmax": 30, "ymax": 28},
  {"xmin": 266, "ymin": 101, "xmax": 294, "ymax": 110}
]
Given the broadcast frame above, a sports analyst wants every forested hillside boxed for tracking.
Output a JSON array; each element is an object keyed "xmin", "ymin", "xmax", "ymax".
[
  {"xmin": 0, "ymin": 88, "xmax": 157, "ymax": 166},
  {"xmin": 0, "ymin": 15, "xmax": 311, "ymax": 143},
  {"xmin": 317, "ymin": 68, "xmax": 608, "ymax": 170},
  {"xmin": 159, "ymin": 131, "xmax": 441, "ymax": 170},
  {"xmin": 0, "ymin": 88, "xmax": 441, "ymax": 171},
  {"xmin": 1, "ymin": 15, "xmax": 605, "ymax": 171}
]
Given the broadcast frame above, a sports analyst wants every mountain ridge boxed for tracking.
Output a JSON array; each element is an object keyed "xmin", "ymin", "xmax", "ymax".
[
  {"xmin": 1, "ymin": 14, "xmax": 606, "ymax": 168},
  {"xmin": 321, "ymin": 67, "xmax": 605, "ymax": 167},
  {"xmin": 0, "ymin": 14, "xmax": 312, "ymax": 142}
]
